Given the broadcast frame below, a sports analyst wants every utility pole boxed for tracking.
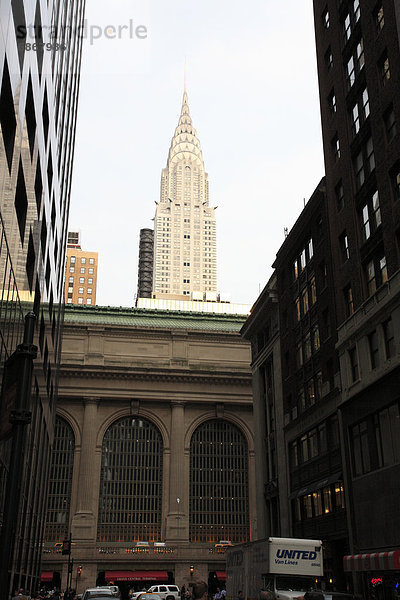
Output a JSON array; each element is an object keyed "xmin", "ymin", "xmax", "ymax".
[{"xmin": 0, "ymin": 312, "xmax": 37, "ymax": 600}]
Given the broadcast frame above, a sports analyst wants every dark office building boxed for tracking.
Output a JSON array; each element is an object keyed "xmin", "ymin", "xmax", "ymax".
[
  {"xmin": 137, "ymin": 228, "xmax": 154, "ymax": 299},
  {"xmin": 242, "ymin": 180, "xmax": 348, "ymax": 587},
  {"xmin": 0, "ymin": 0, "xmax": 85, "ymax": 595},
  {"xmin": 313, "ymin": 0, "xmax": 400, "ymax": 595}
]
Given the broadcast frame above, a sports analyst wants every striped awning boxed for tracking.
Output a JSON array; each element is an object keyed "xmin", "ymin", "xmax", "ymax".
[{"xmin": 344, "ymin": 551, "xmax": 400, "ymax": 571}]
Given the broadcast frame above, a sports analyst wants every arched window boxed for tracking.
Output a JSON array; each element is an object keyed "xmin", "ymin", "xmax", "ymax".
[
  {"xmin": 45, "ymin": 416, "xmax": 75, "ymax": 541},
  {"xmin": 97, "ymin": 417, "xmax": 163, "ymax": 542},
  {"xmin": 189, "ymin": 420, "xmax": 249, "ymax": 543}
]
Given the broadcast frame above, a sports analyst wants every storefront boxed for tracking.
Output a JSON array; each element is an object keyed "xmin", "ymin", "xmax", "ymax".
[{"xmin": 344, "ymin": 551, "xmax": 400, "ymax": 599}]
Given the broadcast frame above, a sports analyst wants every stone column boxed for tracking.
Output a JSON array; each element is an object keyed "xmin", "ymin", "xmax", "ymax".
[
  {"xmin": 71, "ymin": 399, "xmax": 98, "ymax": 542},
  {"xmin": 165, "ymin": 401, "xmax": 188, "ymax": 541}
]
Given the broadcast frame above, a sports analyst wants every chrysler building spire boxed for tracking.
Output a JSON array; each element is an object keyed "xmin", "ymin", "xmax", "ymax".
[{"xmin": 152, "ymin": 86, "xmax": 217, "ymax": 299}]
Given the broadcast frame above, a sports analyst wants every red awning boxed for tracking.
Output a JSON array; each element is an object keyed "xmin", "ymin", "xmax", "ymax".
[
  {"xmin": 105, "ymin": 571, "xmax": 169, "ymax": 582},
  {"xmin": 344, "ymin": 551, "xmax": 400, "ymax": 572},
  {"xmin": 41, "ymin": 572, "xmax": 54, "ymax": 582},
  {"xmin": 216, "ymin": 572, "xmax": 226, "ymax": 580}
]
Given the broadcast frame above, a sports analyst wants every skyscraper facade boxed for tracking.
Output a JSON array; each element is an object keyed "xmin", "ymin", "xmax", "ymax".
[
  {"xmin": 153, "ymin": 87, "xmax": 217, "ymax": 300},
  {"xmin": 0, "ymin": 0, "xmax": 85, "ymax": 594}
]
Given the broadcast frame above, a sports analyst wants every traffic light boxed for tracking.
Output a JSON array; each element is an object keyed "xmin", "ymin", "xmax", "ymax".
[
  {"xmin": 62, "ymin": 539, "xmax": 71, "ymax": 555},
  {"xmin": 77, "ymin": 566, "xmax": 82, "ymax": 577},
  {"xmin": 190, "ymin": 566, "xmax": 194, "ymax": 576}
]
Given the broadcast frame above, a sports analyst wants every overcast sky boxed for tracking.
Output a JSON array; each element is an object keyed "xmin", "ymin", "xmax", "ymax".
[{"xmin": 69, "ymin": 0, "xmax": 325, "ymax": 308}]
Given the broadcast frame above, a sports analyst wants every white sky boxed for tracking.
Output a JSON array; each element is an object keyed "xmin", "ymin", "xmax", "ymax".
[{"xmin": 69, "ymin": 0, "xmax": 325, "ymax": 308}]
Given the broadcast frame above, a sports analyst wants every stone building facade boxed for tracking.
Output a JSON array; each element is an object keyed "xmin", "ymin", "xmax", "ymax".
[{"xmin": 41, "ymin": 305, "xmax": 254, "ymax": 595}]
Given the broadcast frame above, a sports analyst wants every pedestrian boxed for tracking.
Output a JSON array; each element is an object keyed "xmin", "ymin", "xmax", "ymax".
[
  {"xmin": 214, "ymin": 589, "xmax": 221, "ymax": 600},
  {"xmin": 192, "ymin": 582, "xmax": 208, "ymax": 600},
  {"xmin": 180, "ymin": 586, "xmax": 186, "ymax": 599},
  {"xmin": 236, "ymin": 591, "xmax": 244, "ymax": 600}
]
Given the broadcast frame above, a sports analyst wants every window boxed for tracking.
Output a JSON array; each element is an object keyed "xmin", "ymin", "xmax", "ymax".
[
  {"xmin": 362, "ymin": 88, "xmax": 370, "ymax": 118},
  {"xmin": 67, "ymin": 298, "xmax": 72, "ymax": 304},
  {"xmin": 310, "ymin": 276, "xmax": 317, "ymax": 305},
  {"xmin": 78, "ymin": 298, "xmax": 83, "ymax": 304},
  {"xmin": 344, "ymin": 13, "xmax": 351, "ymax": 40},
  {"xmin": 89, "ymin": 268, "xmax": 94, "ymax": 275},
  {"xmin": 375, "ymin": 403, "xmax": 400, "ymax": 468},
  {"xmin": 79, "ymin": 277, "xmax": 84, "ymax": 284},
  {"xmin": 366, "ymin": 137, "xmax": 375, "ymax": 172},
  {"xmin": 374, "ymin": 5, "xmax": 384, "ymax": 31},
  {"xmin": 308, "ymin": 239, "xmax": 314, "ymax": 260},
  {"xmin": 332, "ymin": 134, "xmax": 340, "ymax": 161},
  {"xmin": 354, "ymin": 150, "xmax": 365, "ymax": 189},
  {"xmin": 322, "ymin": 309, "xmax": 331, "ymax": 340},
  {"xmin": 361, "ymin": 204, "xmax": 370, "ymax": 240},
  {"xmin": 356, "ymin": 39, "xmax": 365, "ymax": 71},
  {"xmin": 372, "ymin": 191, "xmax": 381, "ymax": 227},
  {"xmin": 368, "ymin": 330, "xmax": 379, "ymax": 369},
  {"xmin": 379, "ymin": 52, "xmax": 391, "ymax": 85},
  {"xmin": 384, "ymin": 106, "xmax": 397, "ymax": 143},
  {"xmin": 335, "ymin": 482, "xmax": 345, "ymax": 509},
  {"xmin": 295, "ymin": 297, "xmax": 301, "ymax": 322},
  {"xmin": 296, "ymin": 341, "xmax": 303, "ymax": 368},
  {"xmin": 300, "ymin": 248, "xmax": 306, "ymax": 270},
  {"xmin": 304, "ymin": 332, "xmax": 312, "ymax": 361},
  {"xmin": 351, "ymin": 420, "xmax": 370, "ymax": 476},
  {"xmin": 353, "ymin": 0, "xmax": 360, "ymax": 22},
  {"xmin": 88, "ymin": 278, "xmax": 93, "ymax": 284},
  {"xmin": 87, "ymin": 299, "xmax": 92, "ymax": 305},
  {"xmin": 383, "ymin": 317, "xmax": 395, "ymax": 358},
  {"xmin": 328, "ymin": 90, "xmax": 337, "ymax": 115},
  {"xmin": 70, "ymin": 256, "xmax": 76, "ymax": 264},
  {"xmin": 81, "ymin": 257, "xmax": 86, "ymax": 264},
  {"xmin": 78, "ymin": 287, "xmax": 84, "ymax": 294},
  {"xmin": 322, "ymin": 7, "xmax": 329, "ymax": 29},
  {"xmin": 87, "ymin": 288, "xmax": 92, "ymax": 294},
  {"xmin": 379, "ymin": 255, "xmax": 388, "ymax": 285},
  {"xmin": 366, "ymin": 259, "xmax": 376, "ymax": 295},
  {"xmin": 70, "ymin": 266, "xmax": 75, "ymax": 273},
  {"xmin": 312, "ymin": 324, "xmax": 320, "ymax": 353},
  {"xmin": 340, "ymin": 232, "xmax": 350, "ymax": 262},
  {"xmin": 352, "ymin": 103, "xmax": 360, "ymax": 135},
  {"xmin": 68, "ymin": 277, "xmax": 74, "ymax": 283},
  {"xmin": 320, "ymin": 262, "xmax": 328, "ymax": 289},
  {"xmin": 349, "ymin": 346, "xmax": 359, "ymax": 382},
  {"xmin": 392, "ymin": 164, "xmax": 400, "ymax": 201},
  {"xmin": 323, "ymin": 487, "xmax": 332, "ymax": 513},
  {"xmin": 89, "ymin": 258, "xmax": 95, "ymax": 264},
  {"xmin": 335, "ymin": 181, "xmax": 344, "ymax": 212},
  {"xmin": 301, "ymin": 288, "xmax": 309, "ymax": 315},
  {"xmin": 80, "ymin": 267, "xmax": 85, "ymax": 274},
  {"xmin": 325, "ymin": 47, "xmax": 333, "ymax": 70},
  {"xmin": 347, "ymin": 56, "xmax": 355, "ymax": 88}
]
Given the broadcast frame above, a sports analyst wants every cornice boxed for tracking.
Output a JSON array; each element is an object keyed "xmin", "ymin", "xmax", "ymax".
[{"xmin": 58, "ymin": 364, "xmax": 252, "ymax": 386}]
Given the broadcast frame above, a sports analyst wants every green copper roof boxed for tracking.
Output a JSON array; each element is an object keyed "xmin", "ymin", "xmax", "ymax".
[{"xmin": 63, "ymin": 305, "xmax": 247, "ymax": 333}]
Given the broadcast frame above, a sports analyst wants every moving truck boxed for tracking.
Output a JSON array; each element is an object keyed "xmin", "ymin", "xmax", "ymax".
[{"xmin": 226, "ymin": 537, "xmax": 324, "ymax": 600}]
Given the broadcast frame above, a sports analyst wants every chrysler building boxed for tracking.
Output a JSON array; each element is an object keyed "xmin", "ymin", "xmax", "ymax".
[{"xmin": 152, "ymin": 86, "xmax": 217, "ymax": 299}]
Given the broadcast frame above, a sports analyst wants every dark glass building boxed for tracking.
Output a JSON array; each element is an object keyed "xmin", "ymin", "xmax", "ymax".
[{"xmin": 0, "ymin": 0, "xmax": 85, "ymax": 594}]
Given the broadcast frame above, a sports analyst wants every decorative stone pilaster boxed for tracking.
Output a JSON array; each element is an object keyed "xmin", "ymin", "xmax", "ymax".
[
  {"xmin": 165, "ymin": 401, "xmax": 188, "ymax": 541},
  {"xmin": 71, "ymin": 399, "xmax": 98, "ymax": 542}
]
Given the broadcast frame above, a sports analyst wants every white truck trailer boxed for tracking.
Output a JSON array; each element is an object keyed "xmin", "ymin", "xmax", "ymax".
[{"xmin": 226, "ymin": 537, "xmax": 324, "ymax": 600}]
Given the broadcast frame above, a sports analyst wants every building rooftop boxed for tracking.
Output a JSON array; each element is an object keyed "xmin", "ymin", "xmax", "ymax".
[{"xmin": 64, "ymin": 304, "xmax": 248, "ymax": 333}]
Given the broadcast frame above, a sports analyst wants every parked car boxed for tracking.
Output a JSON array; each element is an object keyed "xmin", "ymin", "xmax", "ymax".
[
  {"xmin": 147, "ymin": 586, "xmax": 180, "ymax": 600},
  {"xmin": 137, "ymin": 594, "xmax": 162, "ymax": 600},
  {"xmin": 82, "ymin": 589, "xmax": 118, "ymax": 600},
  {"xmin": 96, "ymin": 588, "xmax": 120, "ymax": 598},
  {"xmin": 130, "ymin": 590, "xmax": 147, "ymax": 600}
]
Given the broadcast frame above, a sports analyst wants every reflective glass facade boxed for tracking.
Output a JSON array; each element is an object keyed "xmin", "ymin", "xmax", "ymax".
[{"xmin": 0, "ymin": 0, "xmax": 85, "ymax": 592}]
